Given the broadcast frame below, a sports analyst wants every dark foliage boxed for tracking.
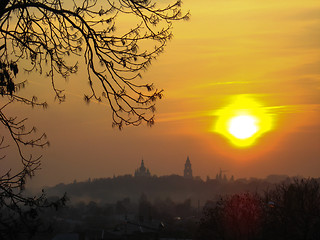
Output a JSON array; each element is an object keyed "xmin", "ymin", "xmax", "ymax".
[
  {"xmin": 196, "ymin": 178, "xmax": 320, "ymax": 240},
  {"xmin": 262, "ymin": 178, "xmax": 320, "ymax": 240},
  {"xmin": 0, "ymin": 190, "xmax": 67, "ymax": 240},
  {"xmin": 197, "ymin": 193, "xmax": 262, "ymax": 240}
]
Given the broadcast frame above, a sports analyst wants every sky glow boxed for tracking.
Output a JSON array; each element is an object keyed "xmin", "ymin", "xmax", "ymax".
[
  {"xmin": 3, "ymin": 0, "xmax": 319, "ymax": 189},
  {"xmin": 212, "ymin": 95, "xmax": 274, "ymax": 148}
]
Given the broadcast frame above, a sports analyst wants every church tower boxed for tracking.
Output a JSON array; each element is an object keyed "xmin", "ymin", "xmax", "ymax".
[
  {"xmin": 184, "ymin": 156, "xmax": 193, "ymax": 179},
  {"xmin": 135, "ymin": 159, "xmax": 151, "ymax": 177}
]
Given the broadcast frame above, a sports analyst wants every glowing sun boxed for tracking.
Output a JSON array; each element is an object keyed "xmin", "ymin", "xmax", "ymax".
[
  {"xmin": 228, "ymin": 115, "xmax": 258, "ymax": 139},
  {"xmin": 212, "ymin": 95, "xmax": 274, "ymax": 148}
]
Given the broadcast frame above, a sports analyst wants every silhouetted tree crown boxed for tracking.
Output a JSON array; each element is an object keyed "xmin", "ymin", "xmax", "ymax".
[{"xmin": 197, "ymin": 178, "xmax": 320, "ymax": 240}]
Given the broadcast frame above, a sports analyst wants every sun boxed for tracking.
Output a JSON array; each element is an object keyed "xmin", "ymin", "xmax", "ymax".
[
  {"xmin": 212, "ymin": 95, "xmax": 274, "ymax": 148},
  {"xmin": 228, "ymin": 115, "xmax": 258, "ymax": 139}
]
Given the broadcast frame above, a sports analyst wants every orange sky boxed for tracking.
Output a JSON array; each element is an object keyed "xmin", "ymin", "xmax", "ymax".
[{"xmin": 2, "ymin": 0, "xmax": 320, "ymax": 189}]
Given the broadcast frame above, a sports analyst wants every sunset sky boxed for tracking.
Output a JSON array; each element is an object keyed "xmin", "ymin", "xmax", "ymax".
[{"xmin": 3, "ymin": 0, "xmax": 320, "ymax": 190}]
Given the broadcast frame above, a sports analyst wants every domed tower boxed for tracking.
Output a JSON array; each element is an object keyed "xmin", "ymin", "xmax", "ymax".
[
  {"xmin": 135, "ymin": 159, "xmax": 151, "ymax": 177},
  {"xmin": 184, "ymin": 156, "xmax": 193, "ymax": 179}
]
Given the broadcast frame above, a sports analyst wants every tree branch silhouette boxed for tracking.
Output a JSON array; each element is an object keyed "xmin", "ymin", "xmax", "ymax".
[
  {"xmin": 0, "ymin": 0, "xmax": 188, "ymax": 238},
  {"xmin": 0, "ymin": 0, "xmax": 189, "ymax": 128}
]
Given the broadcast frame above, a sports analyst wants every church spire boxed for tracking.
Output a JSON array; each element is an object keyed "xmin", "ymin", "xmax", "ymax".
[{"xmin": 184, "ymin": 156, "xmax": 193, "ymax": 179}]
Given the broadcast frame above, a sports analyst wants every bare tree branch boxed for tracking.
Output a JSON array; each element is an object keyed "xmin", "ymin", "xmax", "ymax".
[
  {"xmin": 0, "ymin": 0, "xmax": 189, "ymax": 238},
  {"xmin": 0, "ymin": 0, "xmax": 189, "ymax": 128}
]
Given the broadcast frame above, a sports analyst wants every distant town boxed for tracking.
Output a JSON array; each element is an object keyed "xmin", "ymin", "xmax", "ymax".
[
  {"xmin": 14, "ymin": 156, "xmax": 313, "ymax": 240},
  {"xmin": 133, "ymin": 156, "xmax": 234, "ymax": 182},
  {"xmin": 46, "ymin": 156, "xmax": 291, "ymax": 206}
]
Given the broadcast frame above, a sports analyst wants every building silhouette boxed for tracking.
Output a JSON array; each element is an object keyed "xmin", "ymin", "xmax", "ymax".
[
  {"xmin": 134, "ymin": 159, "xmax": 151, "ymax": 177},
  {"xmin": 184, "ymin": 156, "xmax": 193, "ymax": 179}
]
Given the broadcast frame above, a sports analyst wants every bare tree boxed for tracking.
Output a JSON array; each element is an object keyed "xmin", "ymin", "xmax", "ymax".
[
  {"xmin": 197, "ymin": 193, "xmax": 263, "ymax": 240},
  {"xmin": 0, "ymin": 0, "xmax": 189, "ymax": 128},
  {"xmin": 197, "ymin": 179, "xmax": 320, "ymax": 240},
  {"xmin": 0, "ymin": 0, "xmax": 188, "ymax": 238},
  {"xmin": 263, "ymin": 178, "xmax": 320, "ymax": 240}
]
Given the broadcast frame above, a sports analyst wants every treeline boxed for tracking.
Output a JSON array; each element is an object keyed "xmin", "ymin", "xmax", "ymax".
[
  {"xmin": 45, "ymin": 174, "xmax": 290, "ymax": 205},
  {"xmin": 196, "ymin": 178, "xmax": 320, "ymax": 240},
  {"xmin": 38, "ymin": 177, "xmax": 320, "ymax": 239},
  {"xmin": 3, "ymin": 177, "xmax": 319, "ymax": 239}
]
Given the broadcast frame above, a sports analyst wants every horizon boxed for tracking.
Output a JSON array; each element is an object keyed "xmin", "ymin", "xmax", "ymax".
[
  {"xmin": 2, "ymin": 0, "xmax": 319, "ymax": 191},
  {"xmin": 35, "ymin": 157, "xmax": 306, "ymax": 190}
]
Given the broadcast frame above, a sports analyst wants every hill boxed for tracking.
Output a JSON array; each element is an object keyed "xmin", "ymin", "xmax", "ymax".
[{"xmin": 45, "ymin": 174, "xmax": 291, "ymax": 205}]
